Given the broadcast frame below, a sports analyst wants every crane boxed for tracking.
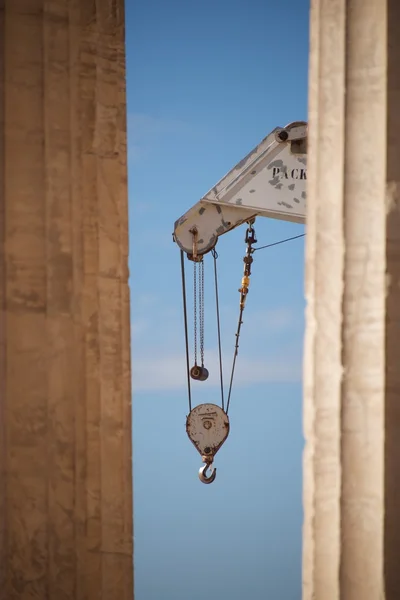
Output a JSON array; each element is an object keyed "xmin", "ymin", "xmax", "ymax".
[{"xmin": 172, "ymin": 121, "xmax": 308, "ymax": 484}]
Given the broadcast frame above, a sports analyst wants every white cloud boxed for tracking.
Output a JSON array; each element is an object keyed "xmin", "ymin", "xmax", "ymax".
[
  {"xmin": 131, "ymin": 305, "xmax": 297, "ymax": 346},
  {"xmin": 130, "ymin": 304, "xmax": 303, "ymax": 392},
  {"xmin": 131, "ymin": 348, "xmax": 301, "ymax": 393},
  {"xmin": 233, "ymin": 307, "xmax": 297, "ymax": 335}
]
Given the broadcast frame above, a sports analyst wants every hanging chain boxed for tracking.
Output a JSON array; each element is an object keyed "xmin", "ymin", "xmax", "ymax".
[
  {"xmin": 180, "ymin": 251, "xmax": 192, "ymax": 412},
  {"xmin": 193, "ymin": 257, "xmax": 205, "ymax": 368},
  {"xmin": 193, "ymin": 261, "xmax": 198, "ymax": 365},
  {"xmin": 193, "ymin": 259, "xmax": 205, "ymax": 366},
  {"xmin": 199, "ymin": 259, "xmax": 205, "ymax": 367},
  {"xmin": 181, "ymin": 223, "xmax": 303, "ymax": 416},
  {"xmin": 226, "ymin": 221, "xmax": 257, "ymax": 414}
]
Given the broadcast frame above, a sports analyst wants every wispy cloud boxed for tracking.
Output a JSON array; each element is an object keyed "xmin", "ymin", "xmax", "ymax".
[
  {"xmin": 131, "ymin": 305, "xmax": 302, "ymax": 392},
  {"xmin": 228, "ymin": 306, "xmax": 297, "ymax": 336},
  {"xmin": 127, "ymin": 113, "xmax": 198, "ymax": 163},
  {"xmin": 131, "ymin": 348, "xmax": 301, "ymax": 393}
]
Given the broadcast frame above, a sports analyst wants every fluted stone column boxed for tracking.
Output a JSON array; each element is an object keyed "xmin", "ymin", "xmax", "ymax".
[
  {"xmin": 303, "ymin": 0, "xmax": 400, "ymax": 598},
  {"xmin": 0, "ymin": 2, "xmax": 133, "ymax": 598}
]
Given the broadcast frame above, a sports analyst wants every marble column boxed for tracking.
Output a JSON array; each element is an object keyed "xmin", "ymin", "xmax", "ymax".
[
  {"xmin": 0, "ymin": 1, "xmax": 133, "ymax": 598},
  {"xmin": 303, "ymin": 0, "xmax": 400, "ymax": 598}
]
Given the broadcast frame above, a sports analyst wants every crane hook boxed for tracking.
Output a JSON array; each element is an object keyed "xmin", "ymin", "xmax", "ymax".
[{"xmin": 198, "ymin": 463, "xmax": 217, "ymax": 484}]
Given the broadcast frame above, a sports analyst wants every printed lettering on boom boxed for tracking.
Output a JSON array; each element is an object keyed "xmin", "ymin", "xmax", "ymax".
[{"xmin": 272, "ymin": 167, "xmax": 307, "ymax": 180}]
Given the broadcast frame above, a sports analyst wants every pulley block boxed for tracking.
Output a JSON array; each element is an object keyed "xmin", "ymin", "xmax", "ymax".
[{"xmin": 186, "ymin": 403, "xmax": 230, "ymax": 484}]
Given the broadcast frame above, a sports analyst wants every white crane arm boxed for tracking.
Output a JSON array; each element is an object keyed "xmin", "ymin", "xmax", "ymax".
[{"xmin": 173, "ymin": 121, "xmax": 307, "ymax": 257}]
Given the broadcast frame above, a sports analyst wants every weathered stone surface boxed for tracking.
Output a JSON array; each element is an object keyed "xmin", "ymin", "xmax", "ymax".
[
  {"xmin": 0, "ymin": 1, "xmax": 133, "ymax": 598},
  {"xmin": 304, "ymin": 0, "xmax": 400, "ymax": 598}
]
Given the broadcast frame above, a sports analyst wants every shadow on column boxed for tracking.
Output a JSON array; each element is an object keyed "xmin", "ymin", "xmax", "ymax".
[{"xmin": 384, "ymin": 3, "xmax": 400, "ymax": 595}]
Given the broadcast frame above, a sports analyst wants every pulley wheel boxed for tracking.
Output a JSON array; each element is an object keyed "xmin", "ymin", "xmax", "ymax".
[{"xmin": 190, "ymin": 365, "xmax": 209, "ymax": 381}]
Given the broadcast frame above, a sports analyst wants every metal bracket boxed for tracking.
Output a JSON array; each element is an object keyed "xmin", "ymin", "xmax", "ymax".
[{"xmin": 275, "ymin": 124, "xmax": 308, "ymax": 143}]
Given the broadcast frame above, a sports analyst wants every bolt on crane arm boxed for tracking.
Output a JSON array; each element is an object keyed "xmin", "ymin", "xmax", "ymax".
[{"xmin": 173, "ymin": 121, "xmax": 307, "ymax": 258}]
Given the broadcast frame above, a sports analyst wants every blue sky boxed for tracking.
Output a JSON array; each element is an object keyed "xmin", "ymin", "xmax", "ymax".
[{"xmin": 127, "ymin": 1, "xmax": 309, "ymax": 598}]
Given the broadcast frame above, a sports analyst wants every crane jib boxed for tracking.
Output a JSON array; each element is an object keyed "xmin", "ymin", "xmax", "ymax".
[{"xmin": 175, "ymin": 121, "xmax": 308, "ymax": 484}]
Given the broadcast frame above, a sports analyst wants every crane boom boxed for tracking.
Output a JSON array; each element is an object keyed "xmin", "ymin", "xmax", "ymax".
[{"xmin": 173, "ymin": 121, "xmax": 307, "ymax": 257}]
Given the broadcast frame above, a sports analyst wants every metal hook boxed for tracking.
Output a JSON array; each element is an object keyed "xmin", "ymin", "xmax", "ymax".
[{"xmin": 198, "ymin": 463, "xmax": 217, "ymax": 484}]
